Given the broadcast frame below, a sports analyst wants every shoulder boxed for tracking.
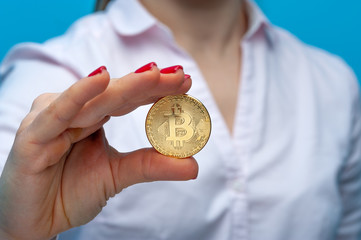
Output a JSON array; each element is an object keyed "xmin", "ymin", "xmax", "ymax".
[
  {"xmin": 271, "ymin": 25, "xmax": 352, "ymax": 76},
  {"xmin": 265, "ymin": 25, "xmax": 360, "ymax": 146},
  {"xmin": 269, "ymin": 25, "xmax": 359, "ymax": 103},
  {"xmin": 0, "ymin": 12, "xmax": 117, "ymax": 78}
]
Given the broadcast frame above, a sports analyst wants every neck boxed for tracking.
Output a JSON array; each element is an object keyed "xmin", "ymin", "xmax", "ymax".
[
  {"xmin": 140, "ymin": 0, "xmax": 248, "ymax": 133},
  {"xmin": 140, "ymin": 0, "xmax": 248, "ymax": 57}
]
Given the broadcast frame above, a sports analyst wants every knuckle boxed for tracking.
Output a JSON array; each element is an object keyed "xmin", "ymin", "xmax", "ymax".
[
  {"xmin": 16, "ymin": 114, "xmax": 34, "ymax": 136},
  {"xmin": 43, "ymin": 101, "xmax": 69, "ymax": 123},
  {"xmin": 33, "ymin": 93, "xmax": 52, "ymax": 104},
  {"xmin": 31, "ymin": 93, "xmax": 55, "ymax": 110},
  {"xmin": 141, "ymin": 149, "xmax": 153, "ymax": 181},
  {"xmin": 66, "ymin": 86, "xmax": 84, "ymax": 107}
]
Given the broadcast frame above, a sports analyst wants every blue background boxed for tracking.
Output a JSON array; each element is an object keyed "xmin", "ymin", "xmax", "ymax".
[
  {"xmin": 0, "ymin": 1, "xmax": 360, "ymax": 239},
  {"xmin": 0, "ymin": 0, "xmax": 360, "ymax": 82}
]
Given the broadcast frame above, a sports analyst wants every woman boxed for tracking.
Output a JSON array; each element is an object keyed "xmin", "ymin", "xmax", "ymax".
[{"xmin": 0, "ymin": 0, "xmax": 360, "ymax": 239}]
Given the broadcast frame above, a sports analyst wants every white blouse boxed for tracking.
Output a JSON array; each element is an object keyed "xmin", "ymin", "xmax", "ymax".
[{"xmin": 0, "ymin": 0, "xmax": 360, "ymax": 239}]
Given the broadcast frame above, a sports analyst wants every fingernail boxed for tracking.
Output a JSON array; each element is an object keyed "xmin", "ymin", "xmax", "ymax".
[
  {"xmin": 88, "ymin": 66, "xmax": 107, "ymax": 77},
  {"xmin": 160, "ymin": 65, "xmax": 183, "ymax": 74},
  {"xmin": 184, "ymin": 74, "xmax": 191, "ymax": 80},
  {"xmin": 135, "ymin": 62, "xmax": 157, "ymax": 73}
]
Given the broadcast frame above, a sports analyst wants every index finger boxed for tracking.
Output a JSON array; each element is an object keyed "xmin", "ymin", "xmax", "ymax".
[
  {"xmin": 71, "ymin": 64, "xmax": 191, "ymax": 127},
  {"xmin": 28, "ymin": 67, "xmax": 110, "ymax": 143}
]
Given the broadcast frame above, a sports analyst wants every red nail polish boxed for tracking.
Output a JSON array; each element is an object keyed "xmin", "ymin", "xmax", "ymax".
[
  {"xmin": 88, "ymin": 66, "xmax": 107, "ymax": 77},
  {"xmin": 135, "ymin": 62, "xmax": 157, "ymax": 73},
  {"xmin": 160, "ymin": 65, "xmax": 183, "ymax": 74},
  {"xmin": 184, "ymin": 74, "xmax": 191, "ymax": 79}
]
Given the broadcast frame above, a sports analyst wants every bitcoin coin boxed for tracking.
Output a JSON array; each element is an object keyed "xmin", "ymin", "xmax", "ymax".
[{"xmin": 145, "ymin": 94, "xmax": 211, "ymax": 158}]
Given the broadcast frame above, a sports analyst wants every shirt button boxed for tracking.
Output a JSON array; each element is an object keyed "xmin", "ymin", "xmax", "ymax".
[{"xmin": 232, "ymin": 180, "xmax": 243, "ymax": 192}]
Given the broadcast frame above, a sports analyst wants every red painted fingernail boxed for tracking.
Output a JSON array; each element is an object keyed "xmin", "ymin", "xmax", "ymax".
[
  {"xmin": 135, "ymin": 62, "xmax": 157, "ymax": 73},
  {"xmin": 88, "ymin": 66, "xmax": 107, "ymax": 77},
  {"xmin": 160, "ymin": 65, "xmax": 183, "ymax": 74},
  {"xmin": 184, "ymin": 74, "xmax": 191, "ymax": 79}
]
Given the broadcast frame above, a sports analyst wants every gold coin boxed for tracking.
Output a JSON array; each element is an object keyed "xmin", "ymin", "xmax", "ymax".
[{"xmin": 145, "ymin": 94, "xmax": 211, "ymax": 158}]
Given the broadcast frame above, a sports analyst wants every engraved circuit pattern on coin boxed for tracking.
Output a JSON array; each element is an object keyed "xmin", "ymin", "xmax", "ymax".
[{"xmin": 145, "ymin": 94, "xmax": 211, "ymax": 158}]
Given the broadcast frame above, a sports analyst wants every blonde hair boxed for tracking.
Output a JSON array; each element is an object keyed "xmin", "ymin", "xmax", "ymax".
[{"xmin": 95, "ymin": 0, "xmax": 111, "ymax": 11}]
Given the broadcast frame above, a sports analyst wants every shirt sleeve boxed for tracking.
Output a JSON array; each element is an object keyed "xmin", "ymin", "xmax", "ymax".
[
  {"xmin": 336, "ymin": 71, "xmax": 361, "ymax": 239},
  {"xmin": 0, "ymin": 59, "xmax": 77, "ymax": 173}
]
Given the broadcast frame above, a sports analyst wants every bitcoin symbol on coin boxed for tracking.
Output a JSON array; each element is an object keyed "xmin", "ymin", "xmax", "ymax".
[
  {"xmin": 146, "ymin": 94, "xmax": 211, "ymax": 158},
  {"xmin": 164, "ymin": 104, "xmax": 194, "ymax": 148}
]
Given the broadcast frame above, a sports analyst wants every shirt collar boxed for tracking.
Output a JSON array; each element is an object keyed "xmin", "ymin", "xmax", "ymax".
[
  {"xmin": 244, "ymin": 0, "xmax": 276, "ymax": 45},
  {"xmin": 107, "ymin": 0, "xmax": 276, "ymax": 45},
  {"xmin": 106, "ymin": 0, "xmax": 157, "ymax": 36}
]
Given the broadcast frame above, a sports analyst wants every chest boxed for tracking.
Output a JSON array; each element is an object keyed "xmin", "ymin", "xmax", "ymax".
[
  {"xmin": 95, "ymin": 90, "xmax": 345, "ymax": 239},
  {"xmin": 79, "ymin": 37, "xmax": 349, "ymax": 240}
]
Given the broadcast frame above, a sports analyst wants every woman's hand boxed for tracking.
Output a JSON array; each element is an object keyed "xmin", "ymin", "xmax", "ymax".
[{"xmin": 0, "ymin": 64, "xmax": 198, "ymax": 240}]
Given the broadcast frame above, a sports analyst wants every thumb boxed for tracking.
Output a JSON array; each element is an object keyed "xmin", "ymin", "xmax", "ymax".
[{"xmin": 110, "ymin": 148, "xmax": 199, "ymax": 191}]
